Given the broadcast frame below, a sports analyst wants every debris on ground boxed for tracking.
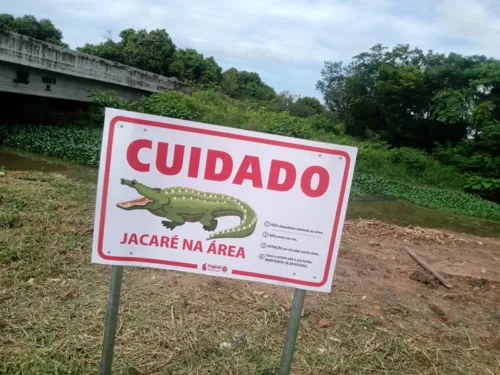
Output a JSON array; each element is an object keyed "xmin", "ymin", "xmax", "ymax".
[
  {"xmin": 318, "ymin": 319, "xmax": 331, "ymax": 328},
  {"xmin": 405, "ymin": 247, "xmax": 453, "ymax": 288},
  {"xmin": 410, "ymin": 270, "xmax": 439, "ymax": 288},
  {"xmin": 344, "ymin": 219, "xmax": 469, "ymax": 246}
]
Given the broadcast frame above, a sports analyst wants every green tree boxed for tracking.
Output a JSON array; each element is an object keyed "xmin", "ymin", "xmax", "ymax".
[
  {"xmin": 169, "ymin": 49, "xmax": 222, "ymax": 85},
  {"xmin": 120, "ymin": 28, "xmax": 176, "ymax": 75},
  {"xmin": 200, "ymin": 56, "xmax": 223, "ymax": 85},
  {"xmin": 268, "ymin": 91, "xmax": 297, "ymax": 112},
  {"xmin": 318, "ymin": 43, "xmax": 500, "ymax": 200},
  {"xmin": 78, "ymin": 39, "xmax": 126, "ymax": 63},
  {"xmin": 78, "ymin": 28, "xmax": 176, "ymax": 76},
  {"xmin": 289, "ymin": 96, "xmax": 324, "ymax": 118},
  {"xmin": 316, "ymin": 44, "xmax": 478, "ymax": 150},
  {"xmin": 0, "ymin": 14, "xmax": 66, "ymax": 47},
  {"xmin": 221, "ymin": 68, "xmax": 276, "ymax": 101}
]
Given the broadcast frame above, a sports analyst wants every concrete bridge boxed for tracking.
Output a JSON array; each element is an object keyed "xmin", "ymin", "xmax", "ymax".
[{"xmin": 0, "ymin": 31, "xmax": 191, "ymax": 103}]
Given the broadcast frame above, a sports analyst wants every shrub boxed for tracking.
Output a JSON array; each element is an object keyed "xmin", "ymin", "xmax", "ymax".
[
  {"xmin": 356, "ymin": 146, "xmax": 465, "ymax": 190},
  {"xmin": 85, "ymin": 90, "xmax": 130, "ymax": 126},
  {"xmin": 136, "ymin": 91, "xmax": 204, "ymax": 121},
  {"xmin": 261, "ymin": 112, "xmax": 312, "ymax": 139},
  {"xmin": 464, "ymin": 175, "xmax": 500, "ymax": 202},
  {"xmin": 0, "ymin": 125, "xmax": 102, "ymax": 167}
]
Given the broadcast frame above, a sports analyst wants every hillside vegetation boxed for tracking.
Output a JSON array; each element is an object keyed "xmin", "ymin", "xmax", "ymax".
[
  {"xmin": 2, "ymin": 89, "xmax": 500, "ymax": 221},
  {"xmin": 1, "ymin": 13, "xmax": 499, "ymax": 221}
]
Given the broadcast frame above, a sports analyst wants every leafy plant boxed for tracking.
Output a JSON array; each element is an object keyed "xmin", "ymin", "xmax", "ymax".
[
  {"xmin": 0, "ymin": 125, "xmax": 102, "ymax": 167},
  {"xmin": 464, "ymin": 175, "xmax": 500, "ymax": 201},
  {"xmin": 135, "ymin": 91, "xmax": 203, "ymax": 121}
]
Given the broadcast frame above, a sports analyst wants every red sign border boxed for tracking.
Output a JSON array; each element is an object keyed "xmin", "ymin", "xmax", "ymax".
[{"xmin": 97, "ymin": 115, "xmax": 351, "ymax": 287}]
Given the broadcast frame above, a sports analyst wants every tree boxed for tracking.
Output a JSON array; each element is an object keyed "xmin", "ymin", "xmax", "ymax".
[
  {"xmin": 0, "ymin": 14, "xmax": 15, "ymax": 30},
  {"xmin": 76, "ymin": 26, "xmax": 271, "ymax": 98},
  {"xmin": 221, "ymin": 68, "xmax": 276, "ymax": 101},
  {"xmin": 78, "ymin": 28, "xmax": 176, "ymax": 76},
  {"xmin": 318, "ymin": 43, "xmax": 500, "ymax": 201},
  {"xmin": 78, "ymin": 39, "xmax": 126, "ymax": 64},
  {"xmin": 169, "ymin": 49, "xmax": 222, "ymax": 85},
  {"xmin": 200, "ymin": 56, "xmax": 223, "ymax": 85},
  {"xmin": 290, "ymin": 96, "xmax": 324, "ymax": 118},
  {"xmin": 120, "ymin": 28, "xmax": 176, "ymax": 75},
  {"xmin": 268, "ymin": 91, "xmax": 297, "ymax": 112},
  {"xmin": 0, "ymin": 14, "xmax": 66, "ymax": 47},
  {"xmin": 316, "ymin": 44, "xmax": 484, "ymax": 150},
  {"xmin": 221, "ymin": 68, "xmax": 241, "ymax": 98}
]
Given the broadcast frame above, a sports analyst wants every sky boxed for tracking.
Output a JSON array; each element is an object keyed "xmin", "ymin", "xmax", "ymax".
[{"xmin": 5, "ymin": 0, "xmax": 500, "ymax": 98}]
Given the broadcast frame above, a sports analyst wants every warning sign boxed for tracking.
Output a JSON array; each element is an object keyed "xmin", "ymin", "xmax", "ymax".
[{"xmin": 91, "ymin": 108, "xmax": 357, "ymax": 292}]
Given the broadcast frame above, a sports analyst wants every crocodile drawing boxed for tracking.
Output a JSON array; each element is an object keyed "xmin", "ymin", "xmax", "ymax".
[{"xmin": 116, "ymin": 178, "xmax": 257, "ymax": 239}]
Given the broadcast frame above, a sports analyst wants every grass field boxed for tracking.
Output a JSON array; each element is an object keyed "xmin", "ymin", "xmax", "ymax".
[{"xmin": 1, "ymin": 170, "xmax": 499, "ymax": 374}]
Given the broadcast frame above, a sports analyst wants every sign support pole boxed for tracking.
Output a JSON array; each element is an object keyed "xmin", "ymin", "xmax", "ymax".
[
  {"xmin": 279, "ymin": 288, "xmax": 306, "ymax": 375},
  {"xmin": 100, "ymin": 265, "xmax": 124, "ymax": 375}
]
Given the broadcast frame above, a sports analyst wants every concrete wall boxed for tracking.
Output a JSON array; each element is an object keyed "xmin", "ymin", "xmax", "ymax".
[
  {"xmin": 0, "ymin": 60, "xmax": 152, "ymax": 102},
  {"xmin": 0, "ymin": 31, "xmax": 191, "ymax": 102}
]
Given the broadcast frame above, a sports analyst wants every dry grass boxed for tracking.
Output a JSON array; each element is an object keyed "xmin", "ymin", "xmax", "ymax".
[
  {"xmin": 344, "ymin": 219, "xmax": 469, "ymax": 246},
  {"xmin": 1, "ymin": 171, "xmax": 499, "ymax": 374}
]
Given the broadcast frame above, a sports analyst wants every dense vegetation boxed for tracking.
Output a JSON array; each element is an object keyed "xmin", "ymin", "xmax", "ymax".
[
  {"xmin": 1, "ymin": 13, "xmax": 499, "ymax": 220},
  {"xmin": 2, "ymin": 89, "xmax": 499, "ymax": 221},
  {"xmin": 317, "ymin": 44, "xmax": 500, "ymax": 201},
  {"xmin": 0, "ymin": 14, "xmax": 66, "ymax": 47}
]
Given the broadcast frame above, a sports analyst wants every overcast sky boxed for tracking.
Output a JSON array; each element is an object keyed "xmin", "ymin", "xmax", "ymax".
[{"xmin": 6, "ymin": 0, "xmax": 500, "ymax": 98}]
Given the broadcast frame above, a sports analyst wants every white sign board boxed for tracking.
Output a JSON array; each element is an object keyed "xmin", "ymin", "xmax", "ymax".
[{"xmin": 92, "ymin": 108, "xmax": 357, "ymax": 292}]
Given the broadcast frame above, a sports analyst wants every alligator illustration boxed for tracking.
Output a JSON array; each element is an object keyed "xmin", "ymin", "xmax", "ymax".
[{"xmin": 116, "ymin": 178, "xmax": 257, "ymax": 239}]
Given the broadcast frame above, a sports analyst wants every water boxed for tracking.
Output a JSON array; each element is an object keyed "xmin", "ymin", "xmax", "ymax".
[
  {"xmin": 347, "ymin": 199, "xmax": 499, "ymax": 238},
  {"xmin": 1, "ymin": 148, "xmax": 499, "ymax": 237},
  {"xmin": 0, "ymin": 148, "xmax": 97, "ymax": 183}
]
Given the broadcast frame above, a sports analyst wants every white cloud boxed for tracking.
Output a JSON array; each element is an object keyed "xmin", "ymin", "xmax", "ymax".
[{"xmin": 5, "ymin": 0, "xmax": 500, "ymax": 97}]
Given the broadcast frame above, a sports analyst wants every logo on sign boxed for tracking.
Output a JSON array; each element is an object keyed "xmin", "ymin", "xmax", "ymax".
[{"xmin": 202, "ymin": 263, "xmax": 228, "ymax": 273}]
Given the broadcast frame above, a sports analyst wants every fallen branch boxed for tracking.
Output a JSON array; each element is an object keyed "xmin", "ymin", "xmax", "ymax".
[{"xmin": 405, "ymin": 247, "xmax": 453, "ymax": 289}]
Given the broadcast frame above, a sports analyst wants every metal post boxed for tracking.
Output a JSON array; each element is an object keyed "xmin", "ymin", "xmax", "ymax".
[
  {"xmin": 279, "ymin": 288, "xmax": 306, "ymax": 375},
  {"xmin": 100, "ymin": 265, "xmax": 124, "ymax": 375}
]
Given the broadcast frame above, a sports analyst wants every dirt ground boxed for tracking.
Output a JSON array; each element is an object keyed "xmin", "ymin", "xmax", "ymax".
[
  {"xmin": 337, "ymin": 220, "xmax": 500, "ymax": 340},
  {"xmin": 1, "ymin": 171, "xmax": 499, "ymax": 374}
]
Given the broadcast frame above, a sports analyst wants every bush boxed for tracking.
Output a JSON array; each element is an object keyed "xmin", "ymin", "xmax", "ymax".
[
  {"xmin": 0, "ymin": 125, "xmax": 102, "ymax": 167},
  {"xmin": 356, "ymin": 146, "xmax": 465, "ymax": 190},
  {"xmin": 84, "ymin": 91, "xmax": 130, "ymax": 127},
  {"xmin": 136, "ymin": 91, "xmax": 203, "ymax": 121},
  {"xmin": 261, "ymin": 112, "xmax": 312, "ymax": 139},
  {"xmin": 464, "ymin": 175, "xmax": 500, "ymax": 202}
]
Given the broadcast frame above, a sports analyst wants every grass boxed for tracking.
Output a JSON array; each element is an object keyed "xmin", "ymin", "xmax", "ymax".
[{"xmin": 1, "ymin": 170, "xmax": 499, "ymax": 374}]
